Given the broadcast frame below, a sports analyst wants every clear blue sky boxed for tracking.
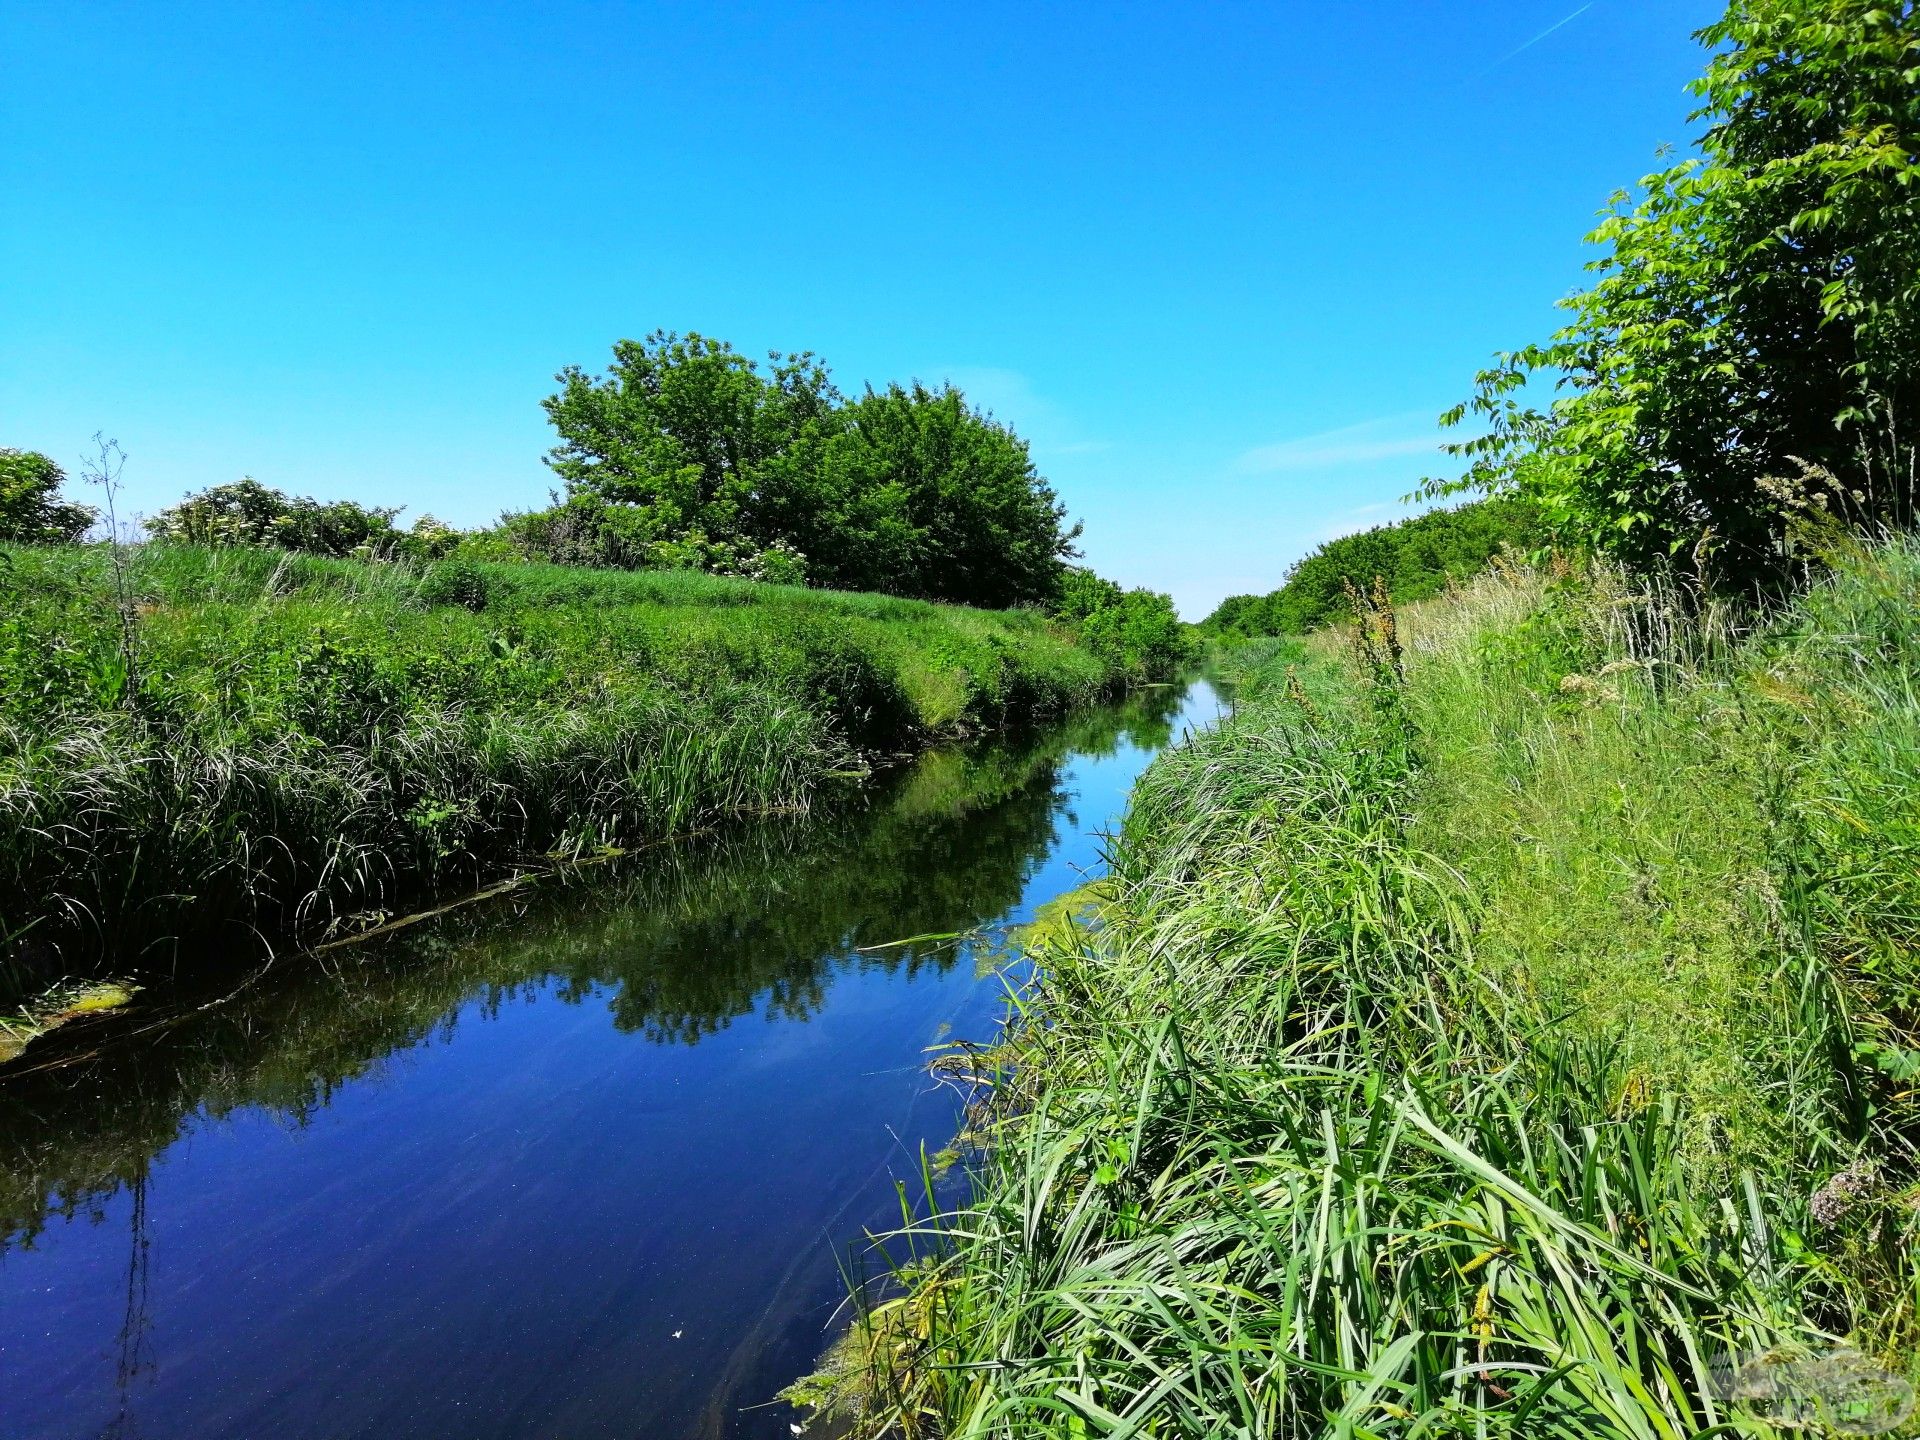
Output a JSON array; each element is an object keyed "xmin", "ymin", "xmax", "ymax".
[{"xmin": 3, "ymin": 1, "xmax": 1719, "ymax": 616}]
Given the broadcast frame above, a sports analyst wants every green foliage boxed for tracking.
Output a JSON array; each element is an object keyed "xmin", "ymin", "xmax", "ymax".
[
  {"xmin": 822, "ymin": 540, "xmax": 1920, "ymax": 1438},
  {"xmin": 415, "ymin": 556, "xmax": 489, "ymax": 611},
  {"xmin": 495, "ymin": 492, "xmax": 814, "ymax": 582},
  {"xmin": 1051, "ymin": 565, "xmax": 1123, "ymax": 624},
  {"xmin": 144, "ymin": 479, "xmax": 485, "ymax": 565},
  {"xmin": 1053, "ymin": 567, "xmax": 1195, "ymax": 678},
  {"xmin": 0, "ymin": 450, "xmax": 96, "ymax": 544},
  {"xmin": 533, "ymin": 331, "xmax": 834, "ymax": 578},
  {"xmin": 1204, "ymin": 496, "xmax": 1541, "ymax": 636},
  {"xmin": 538, "ymin": 331, "xmax": 1079, "ymax": 607},
  {"xmin": 811, "ymin": 382, "xmax": 1077, "ymax": 606},
  {"xmin": 0, "ymin": 542, "xmax": 1127, "ymax": 1003},
  {"xmin": 1052, "ymin": 567, "xmax": 1193, "ymax": 679},
  {"xmin": 0, "ymin": 558, "xmax": 111, "ymax": 716},
  {"xmin": 146, "ymin": 476, "xmax": 411, "ymax": 557},
  {"xmin": 406, "ymin": 513, "xmax": 465, "ymax": 559},
  {"xmin": 1433, "ymin": 0, "xmax": 1920, "ymax": 584},
  {"xmin": 0, "ymin": 683, "xmax": 1196, "ymax": 1245},
  {"xmin": 544, "ymin": 330, "xmax": 839, "ymax": 514}
]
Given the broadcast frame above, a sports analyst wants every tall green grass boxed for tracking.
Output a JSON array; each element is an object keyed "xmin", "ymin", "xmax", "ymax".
[
  {"xmin": 0, "ymin": 543, "xmax": 1119, "ymax": 1002},
  {"xmin": 798, "ymin": 539, "xmax": 1920, "ymax": 1438},
  {"xmin": 0, "ymin": 683, "xmax": 1198, "ymax": 1248}
]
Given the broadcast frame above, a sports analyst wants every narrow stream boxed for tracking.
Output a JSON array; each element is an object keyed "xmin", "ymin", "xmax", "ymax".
[{"xmin": 0, "ymin": 680, "xmax": 1226, "ymax": 1440}]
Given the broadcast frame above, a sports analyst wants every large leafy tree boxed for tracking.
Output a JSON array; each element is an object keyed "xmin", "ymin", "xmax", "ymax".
[
  {"xmin": 542, "ymin": 330, "xmax": 840, "ymax": 547},
  {"xmin": 539, "ymin": 335, "xmax": 1080, "ymax": 607},
  {"xmin": 1435, "ymin": 0, "xmax": 1920, "ymax": 583},
  {"xmin": 818, "ymin": 383, "xmax": 1077, "ymax": 608},
  {"xmin": 0, "ymin": 450, "xmax": 96, "ymax": 544}
]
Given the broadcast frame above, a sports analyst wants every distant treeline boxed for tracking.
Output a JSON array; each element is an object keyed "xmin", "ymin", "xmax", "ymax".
[
  {"xmin": 1204, "ymin": 496, "xmax": 1541, "ymax": 637},
  {"xmin": 129, "ymin": 331, "xmax": 1074, "ymax": 610},
  {"xmin": 3, "ymin": 329, "xmax": 1191, "ymax": 680}
]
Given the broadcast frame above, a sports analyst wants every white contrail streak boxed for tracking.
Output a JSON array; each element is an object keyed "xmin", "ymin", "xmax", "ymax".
[{"xmin": 1480, "ymin": 2, "xmax": 1596, "ymax": 74}]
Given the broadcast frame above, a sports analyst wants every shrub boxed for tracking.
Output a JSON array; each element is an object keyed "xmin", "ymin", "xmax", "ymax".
[
  {"xmin": 416, "ymin": 557, "xmax": 489, "ymax": 611},
  {"xmin": 0, "ymin": 449, "xmax": 96, "ymax": 544},
  {"xmin": 146, "ymin": 477, "xmax": 408, "ymax": 557},
  {"xmin": 1052, "ymin": 567, "xmax": 1193, "ymax": 680}
]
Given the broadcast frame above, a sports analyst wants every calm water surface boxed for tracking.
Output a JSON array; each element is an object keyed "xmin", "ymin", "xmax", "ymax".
[{"xmin": 0, "ymin": 681, "xmax": 1225, "ymax": 1439}]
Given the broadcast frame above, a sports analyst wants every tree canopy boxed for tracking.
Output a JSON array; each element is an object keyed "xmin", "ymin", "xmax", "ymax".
[
  {"xmin": 535, "ymin": 331, "xmax": 1080, "ymax": 608},
  {"xmin": 1054, "ymin": 568, "xmax": 1192, "ymax": 677},
  {"xmin": 0, "ymin": 450, "xmax": 96, "ymax": 545},
  {"xmin": 1432, "ymin": 0, "xmax": 1920, "ymax": 585}
]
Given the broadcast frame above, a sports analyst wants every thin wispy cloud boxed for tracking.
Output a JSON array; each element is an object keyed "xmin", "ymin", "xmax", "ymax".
[
  {"xmin": 935, "ymin": 366, "xmax": 1111, "ymax": 461},
  {"xmin": 1234, "ymin": 412, "xmax": 1443, "ymax": 475}
]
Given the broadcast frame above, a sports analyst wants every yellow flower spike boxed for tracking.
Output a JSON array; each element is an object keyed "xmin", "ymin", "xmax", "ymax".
[
  {"xmin": 1457, "ymin": 1246, "xmax": 1505, "ymax": 1277},
  {"xmin": 1470, "ymin": 1282, "xmax": 1496, "ymax": 1343}
]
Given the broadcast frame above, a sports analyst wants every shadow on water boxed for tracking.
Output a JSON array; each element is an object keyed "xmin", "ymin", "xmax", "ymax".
[{"xmin": 0, "ymin": 682, "xmax": 1215, "ymax": 1440}]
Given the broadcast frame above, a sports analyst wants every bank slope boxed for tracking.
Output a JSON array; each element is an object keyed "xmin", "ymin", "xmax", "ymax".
[
  {"xmin": 0, "ymin": 543, "xmax": 1126, "ymax": 1005},
  {"xmin": 809, "ymin": 538, "xmax": 1920, "ymax": 1438}
]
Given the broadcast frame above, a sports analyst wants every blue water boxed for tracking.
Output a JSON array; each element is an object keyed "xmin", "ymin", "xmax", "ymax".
[{"xmin": 0, "ymin": 681, "xmax": 1225, "ymax": 1439}]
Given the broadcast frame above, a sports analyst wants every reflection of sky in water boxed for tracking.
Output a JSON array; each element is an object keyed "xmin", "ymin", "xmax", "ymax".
[{"xmin": 0, "ymin": 682, "xmax": 1227, "ymax": 1440}]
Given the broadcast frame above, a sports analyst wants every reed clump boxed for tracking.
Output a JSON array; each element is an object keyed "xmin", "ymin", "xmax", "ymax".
[
  {"xmin": 799, "ymin": 536, "xmax": 1920, "ymax": 1438},
  {"xmin": 0, "ymin": 542, "xmax": 1118, "ymax": 1002}
]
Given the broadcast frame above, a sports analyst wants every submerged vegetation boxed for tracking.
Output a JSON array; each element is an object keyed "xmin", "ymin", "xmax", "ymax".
[{"xmin": 0, "ymin": 540, "xmax": 1185, "ymax": 1007}]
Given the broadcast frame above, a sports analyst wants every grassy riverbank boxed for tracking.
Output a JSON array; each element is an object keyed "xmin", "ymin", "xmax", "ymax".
[
  {"xmin": 0, "ymin": 684, "xmax": 1192, "ymax": 1248},
  {"xmin": 0, "ymin": 542, "xmax": 1131, "ymax": 1005},
  {"xmin": 807, "ymin": 538, "xmax": 1920, "ymax": 1437}
]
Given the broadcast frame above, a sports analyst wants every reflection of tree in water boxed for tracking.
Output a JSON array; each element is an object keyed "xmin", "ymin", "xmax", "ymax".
[
  {"xmin": 0, "ymin": 686, "xmax": 1191, "ymax": 1249},
  {"xmin": 537, "ymin": 746, "xmax": 1082, "ymax": 1043},
  {"xmin": 102, "ymin": 1162, "xmax": 153, "ymax": 1440}
]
